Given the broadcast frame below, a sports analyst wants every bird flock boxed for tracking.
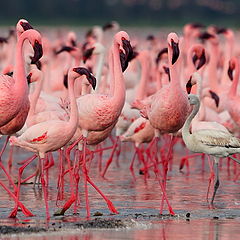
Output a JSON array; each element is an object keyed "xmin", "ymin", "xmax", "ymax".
[{"xmin": 0, "ymin": 19, "xmax": 240, "ymax": 219}]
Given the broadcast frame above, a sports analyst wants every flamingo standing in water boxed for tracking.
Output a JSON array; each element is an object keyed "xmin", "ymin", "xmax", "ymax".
[
  {"xmin": 9, "ymin": 67, "xmax": 96, "ymax": 219},
  {"xmin": 73, "ymin": 31, "xmax": 133, "ymax": 218},
  {"xmin": 0, "ymin": 27, "xmax": 43, "ymax": 217},
  {"xmin": 182, "ymin": 94, "xmax": 240, "ymax": 205},
  {"xmin": 141, "ymin": 33, "xmax": 190, "ymax": 215}
]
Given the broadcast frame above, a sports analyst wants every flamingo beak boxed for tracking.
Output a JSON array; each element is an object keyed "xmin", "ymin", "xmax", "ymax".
[
  {"xmin": 27, "ymin": 73, "xmax": 32, "ymax": 85},
  {"xmin": 31, "ymin": 40, "xmax": 43, "ymax": 64},
  {"xmin": 56, "ymin": 46, "xmax": 74, "ymax": 55},
  {"xmin": 73, "ymin": 67, "xmax": 97, "ymax": 90},
  {"xmin": 20, "ymin": 21, "xmax": 33, "ymax": 31},
  {"xmin": 63, "ymin": 73, "xmax": 68, "ymax": 89},
  {"xmin": 228, "ymin": 64, "xmax": 234, "ymax": 81},
  {"xmin": 186, "ymin": 77, "xmax": 192, "ymax": 94},
  {"xmin": 163, "ymin": 66, "xmax": 170, "ymax": 82},
  {"xmin": 196, "ymin": 50, "xmax": 206, "ymax": 70},
  {"xmin": 209, "ymin": 90, "xmax": 220, "ymax": 107},
  {"xmin": 83, "ymin": 47, "xmax": 95, "ymax": 63},
  {"xmin": 171, "ymin": 39, "xmax": 179, "ymax": 65}
]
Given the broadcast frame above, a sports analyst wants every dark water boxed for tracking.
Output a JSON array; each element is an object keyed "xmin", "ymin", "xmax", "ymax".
[{"xmin": 1, "ymin": 137, "xmax": 240, "ymax": 239}]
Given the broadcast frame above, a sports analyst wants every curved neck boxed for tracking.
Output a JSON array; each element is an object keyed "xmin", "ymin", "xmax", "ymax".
[
  {"xmin": 13, "ymin": 31, "xmax": 29, "ymax": 95},
  {"xmin": 111, "ymin": 40, "xmax": 125, "ymax": 108},
  {"xmin": 68, "ymin": 75, "xmax": 79, "ymax": 130},
  {"xmin": 182, "ymin": 100, "xmax": 200, "ymax": 138},
  {"xmin": 229, "ymin": 63, "xmax": 239, "ymax": 97},
  {"xmin": 221, "ymin": 35, "xmax": 234, "ymax": 85},
  {"xmin": 135, "ymin": 54, "xmax": 151, "ymax": 100},
  {"xmin": 95, "ymin": 50, "xmax": 105, "ymax": 91},
  {"xmin": 168, "ymin": 45, "xmax": 180, "ymax": 86},
  {"xmin": 207, "ymin": 42, "xmax": 219, "ymax": 90},
  {"xmin": 29, "ymin": 74, "xmax": 44, "ymax": 116}
]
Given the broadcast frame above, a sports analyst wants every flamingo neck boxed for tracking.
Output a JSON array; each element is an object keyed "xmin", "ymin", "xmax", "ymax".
[
  {"xmin": 229, "ymin": 64, "xmax": 239, "ymax": 97},
  {"xmin": 221, "ymin": 36, "xmax": 234, "ymax": 85},
  {"xmin": 13, "ymin": 32, "xmax": 29, "ymax": 95},
  {"xmin": 135, "ymin": 55, "xmax": 150, "ymax": 100},
  {"xmin": 67, "ymin": 75, "xmax": 78, "ymax": 133},
  {"xmin": 28, "ymin": 75, "xmax": 43, "ymax": 117},
  {"xmin": 182, "ymin": 100, "xmax": 200, "ymax": 139},
  {"xmin": 207, "ymin": 42, "xmax": 219, "ymax": 90},
  {"xmin": 95, "ymin": 50, "xmax": 105, "ymax": 91},
  {"xmin": 111, "ymin": 41, "xmax": 125, "ymax": 108}
]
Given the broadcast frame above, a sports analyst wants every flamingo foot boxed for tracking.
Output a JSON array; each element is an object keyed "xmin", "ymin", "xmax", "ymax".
[
  {"xmin": 8, "ymin": 206, "xmax": 19, "ymax": 218},
  {"xmin": 54, "ymin": 194, "xmax": 77, "ymax": 216}
]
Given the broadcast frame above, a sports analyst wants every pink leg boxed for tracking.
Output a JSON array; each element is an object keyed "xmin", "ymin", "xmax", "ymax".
[
  {"xmin": 0, "ymin": 136, "xmax": 10, "ymax": 157},
  {"xmin": 86, "ymin": 175, "xmax": 118, "ymax": 214},
  {"xmin": 206, "ymin": 155, "xmax": 214, "ymax": 201},
  {"xmin": 82, "ymin": 137, "xmax": 90, "ymax": 218},
  {"xmin": 0, "ymin": 180, "xmax": 34, "ymax": 217},
  {"xmin": 101, "ymin": 136, "xmax": 119, "ymax": 178},
  {"xmin": 39, "ymin": 157, "xmax": 50, "ymax": 220},
  {"xmin": 160, "ymin": 135, "xmax": 175, "ymax": 215},
  {"xmin": 8, "ymin": 154, "xmax": 37, "ymax": 217},
  {"xmin": 7, "ymin": 145, "xmax": 14, "ymax": 170}
]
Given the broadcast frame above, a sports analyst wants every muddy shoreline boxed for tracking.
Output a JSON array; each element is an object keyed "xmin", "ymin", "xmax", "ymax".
[{"xmin": 1, "ymin": 208, "xmax": 240, "ymax": 236}]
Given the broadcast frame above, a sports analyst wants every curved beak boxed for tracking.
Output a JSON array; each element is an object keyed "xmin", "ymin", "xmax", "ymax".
[
  {"xmin": 73, "ymin": 67, "xmax": 96, "ymax": 90},
  {"xmin": 171, "ymin": 39, "xmax": 179, "ymax": 65},
  {"xmin": 56, "ymin": 46, "xmax": 74, "ymax": 55},
  {"xmin": 63, "ymin": 73, "xmax": 68, "ymax": 89},
  {"xmin": 120, "ymin": 39, "xmax": 134, "ymax": 72},
  {"xmin": 20, "ymin": 21, "xmax": 33, "ymax": 31},
  {"xmin": 228, "ymin": 64, "xmax": 234, "ymax": 81},
  {"xmin": 186, "ymin": 77, "xmax": 192, "ymax": 94},
  {"xmin": 83, "ymin": 47, "xmax": 94, "ymax": 63},
  {"xmin": 31, "ymin": 40, "xmax": 43, "ymax": 64},
  {"xmin": 163, "ymin": 66, "xmax": 170, "ymax": 82},
  {"xmin": 196, "ymin": 51, "xmax": 206, "ymax": 70},
  {"xmin": 209, "ymin": 90, "xmax": 220, "ymax": 107},
  {"xmin": 27, "ymin": 73, "xmax": 32, "ymax": 85}
]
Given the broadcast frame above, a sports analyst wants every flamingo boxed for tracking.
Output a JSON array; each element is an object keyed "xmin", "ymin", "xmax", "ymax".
[
  {"xmin": 182, "ymin": 94, "xmax": 240, "ymax": 205},
  {"xmin": 139, "ymin": 33, "xmax": 190, "ymax": 215},
  {"xmin": 72, "ymin": 31, "xmax": 133, "ymax": 217},
  {"xmin": 226, "ymin": 57, "xmax": 240, "ymax": 128},
  {"xmin": 9, "ymin": 67, "xmax": 96, "ymax": 219}
]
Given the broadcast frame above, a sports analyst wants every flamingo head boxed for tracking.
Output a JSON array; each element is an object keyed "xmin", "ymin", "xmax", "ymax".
[
  {"xmin": 192, "ymin": 45, "xmax": 206, "ymax": 70},
  {"xmin": 83, "ymin": 47, "xmax": 95, "ymax": 63},
  {"xmin": 209, "ymin": 90, "xmax": 220, "ymax": 107},
  {"xmin": 186, "ymin": 76, "xmax": 193, "ymax": 94},
  {"xmin": 228, "ymin": 57, "xmax": 237, "ymax": 81},
  {"xmin": 156, "ymin": 47, "xmax": 168, "ymax": 65},
  {"xmin": 17, "ymin": 19, "xmax": 33, "ymax": 34},
  {"xmin": 102, "ymin": 21, "xmax": 120, "ymax": 32},
  {"xmin": 167, "ymin": 33, "xmax": 179, "ymax": 65},
  {"xmin": 72, "ymin": 67, "xmax": 96, "ymax": 90}
]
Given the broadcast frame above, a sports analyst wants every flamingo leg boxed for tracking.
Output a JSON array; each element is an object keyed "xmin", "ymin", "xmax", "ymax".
[
  {"xmin": 39, "ymin": 157, "xmax": 50, "ymax": 220},
  {"xmin": 0, "ymin": 180, "xmax": 34, "ymax": 217},
  {"xmin": 206, "ymin": 155, "xmax": 214, "ymax": 201},
  {"xmin": 8, "ymin": 154, "xmax": 37, "ymax": 218},
  {"xmin": 160, "ymin": 135, "xmax": 175, "ymax": 215},
  {"xmin": 101, "ymin": 136, "xmax": 119, "ymax": 178},
  {"xmin": 211, "ymin": 158, "xmax": 220, "ymax": 206},
  {"xmin": 86, "ymin": 175, "xmax": 118, "ymax": 214}
]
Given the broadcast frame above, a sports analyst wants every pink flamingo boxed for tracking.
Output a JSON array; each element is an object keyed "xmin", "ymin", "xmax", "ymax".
[
  {"xmin": 141, "ymin": 33, "xmax": 190, "ymax": 215},
  {"xmin": 74, "ymin": 31, "xmax": 133, "ymax": 218},
  {"xmin": 226, "ymin": 56, "xmax": 240, "ymax": 127},
  {"xmin": 9, "ymin": 67, "xmax": 96, "ymax": 219},
  {"xmin": 0, "ymin": 29, "xmax": 42, "ymax": 134}
]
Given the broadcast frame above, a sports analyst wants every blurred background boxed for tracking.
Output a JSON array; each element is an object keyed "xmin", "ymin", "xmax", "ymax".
[{"xmin": 1, "ymin": 0, "xmax": 240, "ymax": 27}]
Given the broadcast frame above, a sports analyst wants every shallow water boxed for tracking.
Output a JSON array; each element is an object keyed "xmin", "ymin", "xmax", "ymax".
[{"xmin": 1, "ymin": 137, "xmax": 240, "ymax": 239}]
